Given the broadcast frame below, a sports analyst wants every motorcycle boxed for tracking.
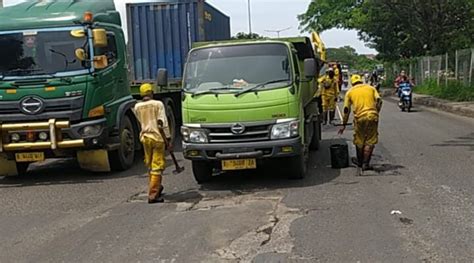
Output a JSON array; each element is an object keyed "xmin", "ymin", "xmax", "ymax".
[{"xmin": 397, "ymin": 82, "xmax": 412, "ymax": 112}]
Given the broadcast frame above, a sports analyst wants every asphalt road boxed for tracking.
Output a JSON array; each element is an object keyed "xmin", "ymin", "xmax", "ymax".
[{"xmin": 1, "ymin": 100, "xmax": 473, "ymax": 262}]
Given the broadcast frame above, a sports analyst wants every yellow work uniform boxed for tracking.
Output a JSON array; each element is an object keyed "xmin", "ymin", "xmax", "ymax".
[
  {"xmin": 134, "ymin": 99, "xmax": 171, "ymax": 200},
  {"xmin": 334, "ymin": 67, "xmax": 340, "ymax": 83},
  {"xmin": 319, "ymin": 75, "xmax": 339, "ymax": 111},
  {"xmin": 343, "ymin": 84, "xmax": 381, "ymax": 147}
]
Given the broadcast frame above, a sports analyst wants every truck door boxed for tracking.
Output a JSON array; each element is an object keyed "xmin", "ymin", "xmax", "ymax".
[{"xmin": 88, "ymin": 31, "xmax": 128, "ymax": 118}]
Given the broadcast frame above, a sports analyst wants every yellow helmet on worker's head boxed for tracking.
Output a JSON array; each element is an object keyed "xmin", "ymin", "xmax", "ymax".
[
  {"xmin": 351, "ymin": 74, "xmax": 363, "ymax": 85},
  {"xmin": 139, "ymin": 83, "xmax": 153, "ymax": 97}
]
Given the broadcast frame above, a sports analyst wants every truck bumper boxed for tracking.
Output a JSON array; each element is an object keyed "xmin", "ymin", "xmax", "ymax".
[
  {"xmin": 0, "ymin": 118, "xmax": 108, "ymax": 154},
  {"xmin": 182, "ymin": 137, "xmax": 302, "ymax": 161}
]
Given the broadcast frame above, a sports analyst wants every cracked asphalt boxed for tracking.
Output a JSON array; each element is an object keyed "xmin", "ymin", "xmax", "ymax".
[{"xmin": 0, "ymin": 100, "xmax": 473, "ymax": 262}]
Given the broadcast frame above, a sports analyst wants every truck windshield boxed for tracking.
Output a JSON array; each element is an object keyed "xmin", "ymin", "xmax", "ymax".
[
  {"xmin": 0, "ymin": 29, "xmax": 88, "ymax": 78},
  {"xmin": 184, "ymin": 44, "xmax": 292, "ymax": 93}
]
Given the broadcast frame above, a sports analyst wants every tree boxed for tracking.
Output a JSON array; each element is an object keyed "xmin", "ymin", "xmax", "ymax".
[
  {"xmin": 232, "ymin": 32, "xmax": 265, "ymax": 40},
  {"xmin": 326, "ymin": 46, "xmax": 378, "ymax": 72},
  {"xmin": 299, "ymin": 0, "xmax": 474, "ymax": 61}
]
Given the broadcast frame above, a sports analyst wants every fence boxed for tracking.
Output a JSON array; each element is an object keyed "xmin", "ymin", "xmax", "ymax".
[{"xmin": 386, "ymin": 48, "xmax": 474, "ymax": 87}]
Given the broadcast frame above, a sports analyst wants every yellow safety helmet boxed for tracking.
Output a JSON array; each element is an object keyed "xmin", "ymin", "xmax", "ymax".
[
  {"xmin": 139, "ymin": 83, "xmax": 153, "ymax": 97},
  {"xmin": 351, "ymin": 74, "xmax": 362, "ymax": 85}
]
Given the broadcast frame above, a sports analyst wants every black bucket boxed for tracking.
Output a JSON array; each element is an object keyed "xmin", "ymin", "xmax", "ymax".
[{"xmin": 330, "ymin": 143, "xmax": 349, "ymax": 169}]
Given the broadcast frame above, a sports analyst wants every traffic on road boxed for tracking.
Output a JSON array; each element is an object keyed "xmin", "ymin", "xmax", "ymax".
[{"xmin": 0, "ymin": 0, "xmax": 472, "ymax": 262}]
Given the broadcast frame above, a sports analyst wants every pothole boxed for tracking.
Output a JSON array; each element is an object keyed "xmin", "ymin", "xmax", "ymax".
[
  {"xmin": 128, "ymin": 190, "xmax": 306, "ymax": 262},
  {"xmin": 208, "ymin": 195, "xmax": 305, "ymax": 262}
]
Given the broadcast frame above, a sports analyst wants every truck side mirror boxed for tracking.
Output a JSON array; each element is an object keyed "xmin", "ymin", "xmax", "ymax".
[
  {"xmin": 304, "ymin": 58, "xmax": 317, "ymax": 79},
  {"xmin": 92, "ymin": 28, "xmax": 108, "ymax": 48},
  {"xmin": 157, "ymin": 68, "xmax": 168, "ymax": 87},
  {"xmin": 75, "ymin": 48, "xmax": 87, "ymax": 61}
]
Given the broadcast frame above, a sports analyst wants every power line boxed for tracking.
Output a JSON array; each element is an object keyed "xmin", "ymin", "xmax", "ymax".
[{"xmin": 264, "ymin": 27, "xmax": 292, "ymax": 38}]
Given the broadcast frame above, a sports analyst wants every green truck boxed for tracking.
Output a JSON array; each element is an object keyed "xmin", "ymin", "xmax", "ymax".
[
  {"xmin": 0, "ymin": 0, "xmax": 228, "ymax": 176},
  {"xmin": 180, "ymin": 38, "xmax": 322, "ymax": 183},
  {"xmin": 0, "ymin": 1, "xmax": 142, "ymax": 176}
]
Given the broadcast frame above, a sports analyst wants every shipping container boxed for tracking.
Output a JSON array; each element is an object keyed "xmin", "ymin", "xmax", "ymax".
[{"xmin": 126, "ymin": 0, "xmax": 230, "ymax": 83}]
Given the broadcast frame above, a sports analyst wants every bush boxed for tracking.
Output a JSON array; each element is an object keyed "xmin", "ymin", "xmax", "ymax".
[{"xmin": 415, "ymin": 79, "xmax": 474, "ymax": 101}]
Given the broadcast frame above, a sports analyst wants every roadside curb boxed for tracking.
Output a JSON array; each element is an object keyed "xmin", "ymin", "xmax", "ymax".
[{"xmin": 379, "ymin": 89, "xmax": 474, "ymax": 118}]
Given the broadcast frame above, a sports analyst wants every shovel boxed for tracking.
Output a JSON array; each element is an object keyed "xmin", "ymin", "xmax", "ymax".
[{"xmin": 333, "ymin": 104, "xmax": 352, "ymax": 126}]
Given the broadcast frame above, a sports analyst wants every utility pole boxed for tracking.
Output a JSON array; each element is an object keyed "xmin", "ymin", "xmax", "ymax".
[
  {"xmin": 247, "ymin": 0, "xmax": 252, "ymax": 34},
  {"xmin": 264, "ymin": 27, "xmax": 292, "ymax": 38}
]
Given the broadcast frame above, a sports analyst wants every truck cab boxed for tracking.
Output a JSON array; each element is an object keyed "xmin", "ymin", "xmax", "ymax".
[
  {"xmin": 181, "ymin": 37, "xmax": 322, "ymax": 183},
  {"xmin": 0, "ymin": 0, "xmax": 139, "ymax": 175}
]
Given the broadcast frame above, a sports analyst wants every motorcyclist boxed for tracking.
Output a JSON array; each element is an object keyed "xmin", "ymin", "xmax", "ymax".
[
  {"xmin": 394, "ymin": 70, "xmax": 414, "ymax": 91},
  {"xmin": 370, "ymin": 70, "xmax": 380, "ymax": 91},
  {"xmin": 396, "ymin": 75, "xmax": 413, "ymax": 108}
]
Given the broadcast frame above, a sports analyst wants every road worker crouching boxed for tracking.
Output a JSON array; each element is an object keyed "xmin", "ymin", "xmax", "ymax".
[
  {"xmin": 338, "ymin": 75, "xmax": 382, "ymax": 171},
  {"xmin": 134, "ymin": 83, "xmax": 172, "ymax": 204}
]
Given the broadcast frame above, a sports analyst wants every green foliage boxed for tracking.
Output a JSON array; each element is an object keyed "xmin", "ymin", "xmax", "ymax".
[
  {"xmin": 299, "ymin": 0, "xmax": 474, "ymax": 61},
  {"xmin": 326, "ymin": 46, "xmax": 378, "ymax": 71},
  {"xmin": 232, "ymin": 32, "xmax": 265, "ymax": 40},
  {"xmin": 416, "ymin": 79, "xmax": 474, "ymax": 101}
]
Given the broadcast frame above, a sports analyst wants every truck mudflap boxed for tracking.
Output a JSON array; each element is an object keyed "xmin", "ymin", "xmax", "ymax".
[
  {"xmin": 0, "ymin": 154, "xmax": 17, "ymax": 176},
  {"xmin": 77, "ymin": 150, "xmax": 111, "ymax": 172}
]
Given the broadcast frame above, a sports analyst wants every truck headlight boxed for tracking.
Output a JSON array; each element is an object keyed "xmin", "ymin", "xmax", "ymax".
[
  {"xmin": 38, "ymin": 132, "xmax": 49, "ymax": 141},
  {"xmin": 10, "ymin": 133, "xmax": 21, "ymax": 142},
  {"xmin": 181, "ymin": 127, "xmax": 208, "ymax": 143},
  {"xmin": 79, "ymin": 125, "xmax": 102, "ymax": 137},
  {"xmin": 271, "ymin": 120, "xmax": 299, "ymax": 140}
]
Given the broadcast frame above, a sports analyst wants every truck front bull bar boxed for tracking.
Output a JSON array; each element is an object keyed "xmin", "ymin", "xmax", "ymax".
[{"xmin": 0, "ymin": 119, "xmax": 85, "ymax": 152}]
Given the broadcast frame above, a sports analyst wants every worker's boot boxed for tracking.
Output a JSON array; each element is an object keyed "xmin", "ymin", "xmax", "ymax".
[
  {"xmin": 148, "ymin": 173, "xmax": 164, "ymax": 204},
  {"xmin": 351, "ymin": 147, "xmax": 363, "ymax": 168},
  {"xmin": 329, "ymin": 110, "xmax": 336, "ymax": 124},
  {"xmin": 323, "ymin": 111, "xmax": 328, "ymax": 125},
  {"xmin": 362, "ymin": 146, "xmax": 375, "ymax": 171}
]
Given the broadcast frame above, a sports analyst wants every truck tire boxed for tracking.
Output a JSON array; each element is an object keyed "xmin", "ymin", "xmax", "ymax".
[
  {"xmin": 309, "ymin": 120, "xmax": 321, "ymax": 151},
  {"xmin": 165, "ymin": 103, "xmax": 176, "ymax": 145},
  {"xmin": 110, "ymin": 115, "xmax": 136, "ymax": 171},
  {"xmin": 287, "ymin": 154, "xmax": 307, "ymax": 180},
  {"xmin": 192, "ymin": 161, "xmax": 213, "ymax": 184}
]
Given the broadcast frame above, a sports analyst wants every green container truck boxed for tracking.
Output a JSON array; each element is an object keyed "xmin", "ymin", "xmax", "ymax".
[
  {"xmin": 180, "ymin": 38, "xmax": 323, "ymax": 183},
  {"xmin": 0, "ymin": 0, "xmax": 230, "ymax": 176}
]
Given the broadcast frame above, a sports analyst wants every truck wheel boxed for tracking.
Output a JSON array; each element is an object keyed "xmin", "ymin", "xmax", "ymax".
[
  {"xmin": 287, "ymin": 154, "xmax": 307, "ymax": 180},
  {"xmin": 16, "ymin": 163, "xmax": 29, "ymax": 176},
  {"xmin": 110, "ymin": 115, "xmax": 136, "ymax": 171},
  {"xmin": 309, "ymin": 120, "xmax": 321, "ymax": 151},
  {"xmin": 192, "ymin": 161, "xmax": 213, "ymax": 184},
  {"xmin": 166, "ymin": 103, "xmax": 176, "ymax": 145}
]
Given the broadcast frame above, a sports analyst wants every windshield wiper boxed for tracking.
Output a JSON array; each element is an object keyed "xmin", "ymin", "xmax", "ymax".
[
  {"xmin": 2, "ymin": 68, "xmax": 53, "ymax": 78},
  {"xmin": 50, "ymin": 49, "xmax": 77, "ymax": 72},
  {"xmin": 235, "ymin": 79, "xmax": 291, "ymax": 97},
  {"xmin": 190, "ymin": 86, "xmax": 235, "ymax": 97}
]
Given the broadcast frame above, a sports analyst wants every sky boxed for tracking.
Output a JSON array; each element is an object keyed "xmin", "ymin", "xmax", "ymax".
[{"xmin": 3, "ymin": 0, "xmax": 376, "ymax": 54}]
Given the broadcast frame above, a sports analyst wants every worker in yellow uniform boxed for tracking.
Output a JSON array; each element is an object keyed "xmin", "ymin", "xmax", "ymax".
[
  {"xmin": 333, "ymin": 64, "xmax": 341, "ymax": 90},
  {"xmin": 338, "ymin": 75, "xmax": 382, "ymax": 172},
  {"xmin": 134, "ymin": 83, "xmax": 171, "ymax": 204},
  {"xmin": 319, "ymin": 68, "xmax": 340, "ymax": 125}
]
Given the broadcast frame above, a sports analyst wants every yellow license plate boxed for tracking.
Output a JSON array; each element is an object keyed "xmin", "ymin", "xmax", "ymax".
[
  {"xmin": 15, "ymin": 152, "xmax": 45, "ymax": 163},
  {"xmin": 222, "ymin": 159, "xmax": 257, "ymax": 171}
]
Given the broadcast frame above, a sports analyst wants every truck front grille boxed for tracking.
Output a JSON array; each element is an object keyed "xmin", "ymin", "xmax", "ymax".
[
  {"xmin": 204, "ymin": 121, "xmax": 274, "ymax": 143},
  {"xmin": 0, "ymin": 96, "xmax": 84, "ymax": 122}
]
